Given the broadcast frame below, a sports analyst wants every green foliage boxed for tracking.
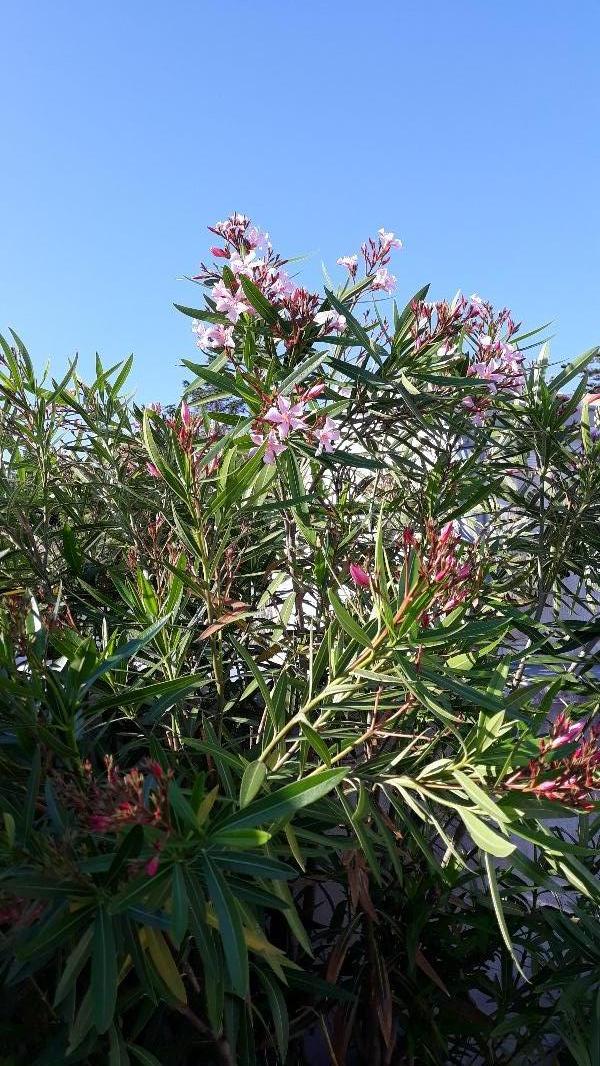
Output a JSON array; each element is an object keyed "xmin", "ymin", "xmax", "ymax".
[{"xmin": 0, "ymin": 243, "xmax": 600, "ymax": 1066}]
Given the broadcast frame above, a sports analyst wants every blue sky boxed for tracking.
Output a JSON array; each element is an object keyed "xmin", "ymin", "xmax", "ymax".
[{"xmin": 2, "ymin": 0, "xmax": 599, "ymax": 403}]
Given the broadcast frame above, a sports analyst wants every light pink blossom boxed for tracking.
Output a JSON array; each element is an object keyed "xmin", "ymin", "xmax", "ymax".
[
  {"xmin": 337, "ymin": 255, "xmax": 358, "ymax": 277},
  {"xmin": 378, "ymin": 228, "xmax": 402, "ymax": 251},
  {"xmin": 264, "ymin": 431, "xmax": 287, "ymax": 465},
  {"xmin": 372, "ymin": 268, "xmax": 396, "ymax": 294},
  {"xmin": 212, "ymin": 280, "xmax": 252, "ymax": 324},
  {"xmin": 146, "ymin": 463, "xmax": 161, "ymax": 478},
  {"xmin": 246, "ymin": 226, "xmax": 270, "ymax": 250},
  {"xmin": 315, "ymin": 416, "xmax": 341, "ymax": 454},
  {"xmin": 314, "ymin": 310, "xmax": 347, "ymax": 334},
  {"xmin": 193, "ymin": 322, "xmax": 235, "ymax": 350},
  {"xmin": 229, "ymin": 249, "xmax": 261, "ymax": 277},
  {"xmin": 265, "ymin": 395, "xmax": 308, "ymax": 440}
]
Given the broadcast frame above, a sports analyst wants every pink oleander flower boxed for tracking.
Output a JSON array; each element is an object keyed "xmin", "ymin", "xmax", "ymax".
[
  {"xmin": 246, "ymin": 225, "xmax": 270, "ymax": 250},
  {"xmin": 268, "ymin": 268, "xmax": 296, "ymax": 300},
  {"xmin": 210, "ymin": 245, "xmax": 230, "ymax": 258},
  {"xmin": 378, "ymin": 228, "xmax": 402, "ymax": 251},
  {"xmin": 350, "ymin": 562, "xmax": 371, "ymax": 588},
  {"xmin": 229, "ymin": 249, "xmax": 262, "ymax": 276},
  {"xmin": 314, "ymin": 310, "xmax": 347, "ymax": 334},
  {"xmin": 212, "ymin": 279, "xmax": 252, "ymax": 324},
  {"xmin": 193, "ymin": 322, "xmax": 235, "ymax": 351},
  {"xmin": 264, "ymin": 430, "xmax": 287, "ymax": 465},
  {"xmin": 372, "ymin": 267, "xmax": 396, "ymax": 293},
  {"xmin": 337, "ymin": 255, "xmax": 358, "ymax": 277},
  {"xmin": 315, "ymin": 416, "xmax": 341, "ymax": 454},
  {"xmin": 265, "ymin": 395, "xmax": 308, "ymax": 440},
  {"xmin": 146, "ymin": 463, "xmax": 161, "ymax": 478}
]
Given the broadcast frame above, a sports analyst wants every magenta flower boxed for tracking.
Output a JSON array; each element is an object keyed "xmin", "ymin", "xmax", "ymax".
[
  {"xmin": 372, "ymin": 268, "xmax": 396, "ymax": 294},
  {"xmin": 180, "ymin": 401, "xmax": 192, "ymax": 428},
  {"xmin": 350, "ymin": 563, "xmax": 371, "ymax": 588},
  {"xmin": 550, "ymin": 720, "xmax": 585, "ymax": 750},
  {"xmin": 315, "ymin": 416, "xmax": 341, "ymax": 455},
  {"xmin": 265, "ymin": 395, "xmax": 308, "ymax": 440},
  {"xmin": 145, "ymin": 855, "xmax": 160, "ymax": 877},
  {"xmin": 146, "ymin": 463, "xmax": 161, "ymax": 478},
  {"xmin": 210, "ymin": 245, "xmax": 229, "ymax": 258}
]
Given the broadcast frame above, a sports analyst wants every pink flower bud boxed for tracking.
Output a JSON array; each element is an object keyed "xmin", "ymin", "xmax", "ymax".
[
  {"xmin": 434, "ymin": 562, "xmax": 452, "ymax": 582},
  {"xmin": 210, "ymin": 246, "xmax": 229, "ymax": 258},
  {"xmin": 304, "ymin": 382, "xmax": 326, "ymax": 400},
  {"xmin": 439, "ymin": 523, "xmax": 455, "ymax": 545},
  {"xmin": 181, "ymin": 401, "xmax": 192, "ymax": 427},
  {"xmin": 146, "ymin": 463, "xmax": 161, "ymax": 478},
  {"xmin": 89, "ymin": 815, "xmax": 111, "ymax": 832},
  {"xmin": 402, "ymin": 527, "xmax": 416, "ymax": 547},
  {"xmin": 145, "ymin": 855, "xmax": 160, "ymax": 877},
  {"xmin": 350, "ymin": 563, "xmax": 371, "ymax": 588}
]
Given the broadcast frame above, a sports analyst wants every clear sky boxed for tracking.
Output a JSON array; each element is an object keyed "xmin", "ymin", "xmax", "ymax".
[{"xmin": 2, "ymin": 0, "xmax": 599, "ymax": 403}]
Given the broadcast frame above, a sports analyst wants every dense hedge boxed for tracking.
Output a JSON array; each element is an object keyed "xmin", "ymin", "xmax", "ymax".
[{"xmin": 1, "ymin": 215, "xmax": 599, "ymax": 1064}]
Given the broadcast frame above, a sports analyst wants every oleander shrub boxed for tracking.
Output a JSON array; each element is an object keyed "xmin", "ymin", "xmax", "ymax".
[{"xmin": 1, "ymin": 215, "xmax": 600, "ymax": 1065}]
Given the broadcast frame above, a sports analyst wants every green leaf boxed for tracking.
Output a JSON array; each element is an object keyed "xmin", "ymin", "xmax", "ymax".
[
  {"xmin": 92, "ymin": 906, "xmax": 118, "ymax": 1034},
  {"xmin": 459, "ymin": 809, "xmax": 515, "ymax": 858},
  {"xmin": 129, "ymin": 1046, "xmax": 163, "ymax": 1066},
  {"xmin": 327, "ymin": 588, "xmax": 372, "ymax": 647},
  {"xmin": 204, "ymin": 857, "xmax": 249, "ymax": 998},
  {"xmin": 239, "ymin": 275, "xmax": 281, "ymax": 326},
  {"xmin": 171, "ymin": 864, "xmax": 189, "ymax": 947},
  {"xmin": 220, "ymin": 768, "xmax": 346, "ymax": 831},
  {"xmin": 210, "ymin": 851, "xmax": 295, "ymax": 880},
  {"xmin": 53, "ymin": 925, "xmax": 94, "ymax": 1006},
  {"xmin": 483, "ymin": 853, "xmax": 527, "ymax": 981},
  {"xmin": 142, "ymin": 410, "xmax": 190, "ymax": 505},
  {"xmin": 240, "ymin": 760, "xmax": 267, "ymax": 808},
  {"xmin": 257, "ymin": 965, "xmax": 289, "ymax": 1060},
  {"xmin": 17, "ymin": 905, "xmax": 92, "ymax": 961},
  {"xmin": 299, "ymin": 717, "xmax": 332, "ymax": 766},
  {"xmin": 22, "ymin": 745, "xmax": 41, "ymax": 846},
  {"xmin": 106, "ymin": 824, "xmax": 145, "ymax": 887}
]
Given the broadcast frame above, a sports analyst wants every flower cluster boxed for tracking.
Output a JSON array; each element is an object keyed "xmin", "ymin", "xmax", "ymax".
[
  {"xmin": 250, "ymin": 384, "xmax": 340, "ymax": 465},
  {"xmin": 349, "ymin": 522, "xmax": 478, "ymax": 626},
  {"xmin": 55, "ymin": 756, "xmax": 170, "ymax": 838},
  {"xmin": 146, "ymin": 401, "xmax": 221, "ymax": 476},
  {"xmin": 504, "ymin": 714, "xmax": 600, "ymax": 810},
  {"xmin": 192, "ymin": 214, "xmax": 401, "ymax": 362},
  {"xmin": 337, "ymin": 226, "xmax": 401, "ymax": 293},
  {"xmin": 407, "ymin": 521, "xmax": 478, "ymax": 624},
  {"xmin": 412, "ymin": 295, "xmax": 524, "ymax": 423}
]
